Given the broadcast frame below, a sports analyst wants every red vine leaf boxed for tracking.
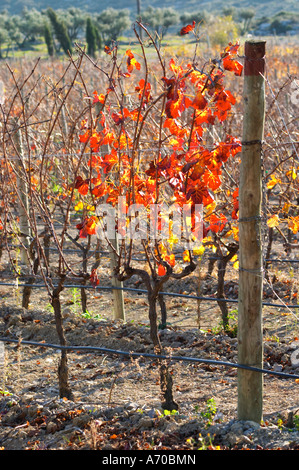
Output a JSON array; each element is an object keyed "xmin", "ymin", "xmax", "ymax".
[
  {"xmin": 90, "ymin": 269, "xmax": 100, "ymax": 287},
  {"xmin": 180, "ymin": 21, "xmax": 196, "ymax": 35},
  {"xmin": 75, "ymin": 176, "xmax": 89, "ymax": 195},
  {"xmin": 126, "ymin": 49, "xmax": 141, "ymax": 73}
]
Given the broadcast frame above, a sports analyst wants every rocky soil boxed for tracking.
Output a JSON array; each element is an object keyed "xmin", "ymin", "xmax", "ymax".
[
  {"xmin": 1, "ymin": 291, "xmax": 299, "ymax": 451},
  {"xmin": 0, "ymin": 245, "xmax": 299, "ymax": 451}
]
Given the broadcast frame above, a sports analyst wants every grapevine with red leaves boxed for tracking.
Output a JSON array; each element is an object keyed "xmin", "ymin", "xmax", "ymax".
[{"xmin": 73, "ymin": 21, "xmax": 243, "ymax": 409}]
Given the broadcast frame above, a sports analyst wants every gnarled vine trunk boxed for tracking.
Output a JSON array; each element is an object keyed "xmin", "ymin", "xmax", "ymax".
[
  {"xmin": 148, "ymin": 290, "xmax": 178, "ymax": 411},
  {"xmin": 51, "ymin": 281, "xmax": 73, "ymax": 400}
]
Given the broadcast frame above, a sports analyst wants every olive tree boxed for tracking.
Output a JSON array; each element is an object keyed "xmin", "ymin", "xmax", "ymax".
[
  {"xmin": 140, "ymin": 6, "xmax": 180, "ymax": 39},
  {"xmin": 18, "ymin": 7, "xmax": 45, "ymax": 47},
  {"xmin": 95, "ymin": 8, "xmax": 131, "ymax": 44},
  {"xmin": 59, "ymin": 7, "xmax": 87, "ymax": 41}
]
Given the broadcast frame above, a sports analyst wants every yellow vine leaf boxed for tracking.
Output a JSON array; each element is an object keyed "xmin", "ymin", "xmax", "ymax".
[
  {"xmin": 267, "ymin": 214, "xmax": 280, "ymax": 228},
  {"xmin": 267, "ymin": 175, "xmax": 281, "ymax": 189},
  {"xmin": 233, "ymin": 260, "xmax": 239, "ymax": 270},
  {"xmin": 288, "ymin": 216, "xmax": 299, "ymax": 234},
  {"xmin": 286, "ymin": 168, "xmax": 297, "ymax": 180},
  {"xmin": 205, "ymin": 200, "xmax": 217, "ymax": 216},
  {"xmin": 74, "ymin": 201, "xmax": 84, "ymax": 211},
  {"xmin": 193, "ymin": 245, "xmax": 205, "ymax": 256}
]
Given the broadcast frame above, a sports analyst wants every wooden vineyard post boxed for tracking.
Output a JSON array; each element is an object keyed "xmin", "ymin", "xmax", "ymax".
[
  {"xmin": 13, "ymin": 122, "xmax": 31, "ymax": 266},
  {"xmin": 109, "ymin": 237, "xmax": 125, "ymax": 321},
  {"xmin": 237, "ymin": 40, "xmax": 266, "ymax": 423}
]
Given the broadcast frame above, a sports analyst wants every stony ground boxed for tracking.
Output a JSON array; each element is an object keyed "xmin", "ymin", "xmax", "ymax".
[{"xmin": 1, "ymin": 249, "xmax": 299, "ymax": 451}]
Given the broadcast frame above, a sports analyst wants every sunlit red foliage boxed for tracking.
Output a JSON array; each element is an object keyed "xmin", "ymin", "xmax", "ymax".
[
  {"xmin": 126, "ymin": 49, "xmax": 141, "ymax": 73},
  {"xmin": 221, "ymin": 42, "xmax": 244, "ymax": 76},
  {"xmin": 180, "ymin": 20, "xmax": 196, "ymax": 36},
  {"xmin": 73, "ymin": 36, "xmax": 244, "ymax": 279}
]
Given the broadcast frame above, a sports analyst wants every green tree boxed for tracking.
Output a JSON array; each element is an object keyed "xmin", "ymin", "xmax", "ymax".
[
  {"xmin": 206, "ymin": 15, "xmax": 240, "ymax": 47},
  {"xmin": 47, "ymin": 7, "xmax": 72, "ymax": 56},
  {"xmin": 238, "ymin": 8, "xmax": 255, "ymax": 34},
  {"xmin": 86, "ymin": 17, "xmax": 97, "ymax": 57},
  {"xmin": 18, "ymin": 7, "xmax": 45, "ymax": 48},
  {"xmin": 60, "ymin": 7, "xmax": 87, "ymax": 41},
  {"xmin": 0, "ymin": 12, "xmax": 8, "ymax": 58},
  {"xmin": 96, "ymin": 8, "xmax": 131, "ymax": 44},
  {"xmin": 44, "ymin": 21, "xmax": 55, "ymax": 57},
  {"xmin": 94, "ymin": 26, "xmax": 102, "ymax": 52},
  {"xmin": 162, "ymin": 7, "xmax": 180, "ymax": 35},
  {"xmin": 180, "ymin": 10, "xmax": 209, "ymax": 27},
  {"xmin": 3, "ymin": 14, "xmax": 22, "ymax": 56},
  {"xmin": 140, "ymin": 6, "xmax": 179, "ymax": 40},
  {"xmin": 222, "ymin": 6, "xmax": 237, "ymax": 20},
  {"xmin": 0, "ymin": 27, "xmax": 8, "ymax": 59}
]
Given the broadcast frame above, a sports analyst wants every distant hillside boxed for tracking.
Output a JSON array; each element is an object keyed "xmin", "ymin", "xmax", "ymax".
[{"xmin": 1, "ymin": 0, "xmax": 299, "ymax": 17}]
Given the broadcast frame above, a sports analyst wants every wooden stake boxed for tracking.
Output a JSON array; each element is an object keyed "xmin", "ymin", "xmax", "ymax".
[
  {"xmin": 13, "ymin": 123, "xmax": 31, "ymax": 266},
  {"xmin": 237, "ymin": 40, "xmax": 266, "ymax": 423}
]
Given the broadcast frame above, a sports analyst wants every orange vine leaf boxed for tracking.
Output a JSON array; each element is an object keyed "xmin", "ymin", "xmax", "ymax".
[{"xmin": 180, "ymin": 21, "xmax": 196, "ymax": 35}]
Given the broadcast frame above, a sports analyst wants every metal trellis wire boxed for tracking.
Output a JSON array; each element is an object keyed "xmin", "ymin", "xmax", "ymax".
[
  {"xmin": 1, "ymin": 336, "xmax": 299, "ymax": 381},
  {"xmin": 0, "ymin": 281, "xmax": 298, "ymax": 309}
]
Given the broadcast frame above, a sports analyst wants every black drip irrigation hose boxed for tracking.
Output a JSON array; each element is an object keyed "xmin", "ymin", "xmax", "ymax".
[
  {"xmin": 0, "ymin": 281, "xmax": 298, "ymax": 309},
  {"xmin": 1, "ymin": 336, "xmax": 299, "ymax": 381}
]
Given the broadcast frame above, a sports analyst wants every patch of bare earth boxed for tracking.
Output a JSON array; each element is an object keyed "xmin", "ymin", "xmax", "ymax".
[{"xmin": 1, "ymin": 268, "xmax": 299, "ymax": 451}]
